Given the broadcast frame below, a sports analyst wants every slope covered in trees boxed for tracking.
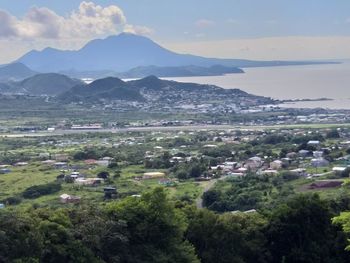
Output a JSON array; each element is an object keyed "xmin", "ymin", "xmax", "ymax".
[{"xmin": 1, "ymin": 188, "xmax": 350, "ymax": 262}]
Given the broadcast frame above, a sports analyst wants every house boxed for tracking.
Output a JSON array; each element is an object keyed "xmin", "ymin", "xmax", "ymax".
[
  {"xmin": 270, "ymin": 160, "xmax": 283, "ymax": 170},
  {"xmin": 332, "ymin": 167, "xmax": 348, "ymax": 175},
  {"xmin": 59, "ymin": 194, "xmax": 81, "ymax": 204},
  {"xmin": 261, "ymin": 169, "xmax": 278, "ymax": 175},
  {"xmin": 53, "ymin": 154, "xmax": 69, "ymax": 161},
  {"xmin": 0, "ymin": 168, "xmax": 11, "ymax": 174},
  {"xmin": 70, "ymin": 171, "xmax": 81, "ymax": 179},
  {"xmin": 235, "ymin": 167, "xmax": 248, "ymax": 174},
  {"xmin": 311, "ymin": 158, "xmax": 329, "ymax": 167},
  {"xmin": 103, "ymin": 187, "xmax": 117, "ymax": 199},
  {"xmin": 75, "ymin": 178, "xmax": 104, "ymax": 186},
  {"xmin": 84, "ymin": 159, "xmax": 97, "ymax": 165},
  {"xmin": 39, "ymin": 152, "xmax": 50, "ymax": 158},
  {"xmin": 223, "ymin": 162, "xmax": 237, "ymax": 171},
  {"xmin": 245, "ymin": 156, "xmax": 263, "ymax": 170},
  {"xmin": 286, "ymin": 152, "xmax": 297, "ymax": 159},
  {"xmin": 307, "ymin": 140, "xmax": 320, "ymax": 146},
  {"xmin": 298, "ymin": 150, "xmax": 310, "ymax": 157},
  {"xmin": 54, "ymin": 162, "xmax": 68, "ymax": 169},
  {"xmin": 15, "ymin": 162, "xmax": 28, "ymax": 166},
  {"xmin": 96, "ymin": 160, "xmax": 110, "ymax": 167},
  {"xmin": 313, "ymin": 151, "xmax": 324, "ymax": 158},
  {"xmin": 170, "ymin": 156, "xmax": 184, "ymax": 163},
  {"xmin": 41, "ymin": 160, "xmax": 56, "ymax": 165},
  {"xmin": 102, "ymin": 156, "xmax": 114, "ymax": 161},
  {"xmin": 143, "ymin": 172, "xmax": 166, "ymax": 179},
  {"xmin": 289, "ymin": 168, "xmax": 307, "ymax": 177},
  {"xmin": 203, "ymin": 144, "xmax": 218, "ymax": 148}
]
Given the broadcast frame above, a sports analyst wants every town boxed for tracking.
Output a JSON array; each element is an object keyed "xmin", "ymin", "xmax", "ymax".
[{"xmin": 1, "ymin": 125, "xmax": 350, "ymax": 211}]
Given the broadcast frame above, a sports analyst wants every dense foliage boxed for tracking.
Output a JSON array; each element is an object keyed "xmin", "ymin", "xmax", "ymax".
[
  {"xmin": 1, "ymin": 188, "xmax": 350, "ymax": 262},
  {"xmin": 22, "ymin": 182, "xmax": 62, "ymax": 199}
]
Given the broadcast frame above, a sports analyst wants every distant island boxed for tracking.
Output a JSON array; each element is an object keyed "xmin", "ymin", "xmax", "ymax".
[
  {"xmin": 60, "ymin": 65, "xmax": 245, "ymax": 79},
  {"xmin": 9, "ymin": 33, "xmax": 339, "ymax": 78},
  {"xmin": 282, "ymin": 98, "xmax": 334, "ymax": 103}
]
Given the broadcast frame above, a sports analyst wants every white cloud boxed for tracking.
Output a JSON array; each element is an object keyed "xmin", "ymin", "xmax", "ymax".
[
  {"xmin": 124, "ymin": 24, "xmax": 154, "ymax": 35},
  {"xmin": 0, "ymin": 10, "xmax": 18, "ymax": 38},
  {"xmin": 195, "ymin": 19, "xmax": 215, "ymax": 28},
  {"xmin": 0, "ymin": 1, "xmax": 152, "ymax": 41}
]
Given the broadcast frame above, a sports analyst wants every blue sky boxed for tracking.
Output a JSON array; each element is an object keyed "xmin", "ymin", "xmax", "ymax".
[
  {"xmin": 2, "ymin": 0, "xmax": 350, "ymax": 40},
  {"xmin": 0, "ymin": 0, "xmax": 349, "ymax": 62}
]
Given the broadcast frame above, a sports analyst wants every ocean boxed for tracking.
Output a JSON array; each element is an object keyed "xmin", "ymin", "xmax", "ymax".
[{"xmin": 164, "ymin": 61, "xmax": 350, "ymax": 109}]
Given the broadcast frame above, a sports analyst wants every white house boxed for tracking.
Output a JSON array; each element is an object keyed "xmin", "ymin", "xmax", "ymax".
[
  {"xmin": 270, "ymin": 160, "xmax": 283, "ymax": 170},
  {"xmin": 313, "ymin": 151, "xmax": 324, "ymax": 158},
  {"xmin": 245, "ymin": 156, "xmax": 263, "ymax": 170},
  {"xmin": 307, "ymin": 140, "xmax": 320, "ymax": 146},
  {"xmin": 311, "ymin": 158, "xmax": 329, "ymax": 167}
]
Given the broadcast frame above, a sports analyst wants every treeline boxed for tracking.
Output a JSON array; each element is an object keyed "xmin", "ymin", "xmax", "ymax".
[{"xmin": 1, "ymin": 188, "xmax": 350, "ymax": 263}]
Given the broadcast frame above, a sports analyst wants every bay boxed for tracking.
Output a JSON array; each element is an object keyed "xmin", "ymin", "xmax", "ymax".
[{"xmin": 164, "ymin": 61, "xmax": 350, "ymax": 109}]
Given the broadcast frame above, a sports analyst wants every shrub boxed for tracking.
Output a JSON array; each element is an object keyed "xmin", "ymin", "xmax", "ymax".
[
  {"xmin": 22, "ymin": 182, "xmax": 62, "ymax": 199},
  {"xmin": 2, "ymin": 196, "xmax": 22, "ymax": 205}
]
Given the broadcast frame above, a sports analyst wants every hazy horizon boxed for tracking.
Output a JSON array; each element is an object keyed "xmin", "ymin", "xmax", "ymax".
[{"xmin": 0, "ymin": 1, "xmax": 350, "ymax": 63}]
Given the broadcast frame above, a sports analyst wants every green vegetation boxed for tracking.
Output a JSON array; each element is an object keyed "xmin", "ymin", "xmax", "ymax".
[
  {"xmin": 1, "ymin": 188, "xmax": 350, "ymax": 262},
  {"xmin": 0, "ymin": 126, "xmax": 350, "ymax": 261}
]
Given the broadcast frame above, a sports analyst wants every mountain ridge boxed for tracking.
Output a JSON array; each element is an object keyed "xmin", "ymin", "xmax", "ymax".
[
  {"xmin": 0, "ymin": 73, "xmax": 82, "ymax": 96},
  {"xmin": 0, "ymin": 63, "xmax": 38, "ymax": 81},
  {"xmin": 57, "ymin": 75, "xmax": 271, "ymax": 106},
  {"xmin": 16, "ymin": 33, "xmax": 336, "ymax": 73}
]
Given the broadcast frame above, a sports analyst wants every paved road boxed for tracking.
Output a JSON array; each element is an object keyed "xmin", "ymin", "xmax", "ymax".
[{"xmin": 1, "ymin": 123, "xmax": 348, "ymax": 138}]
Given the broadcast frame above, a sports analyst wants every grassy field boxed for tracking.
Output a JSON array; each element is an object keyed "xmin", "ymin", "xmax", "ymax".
[{"xmin": 0, "ymin": 161, "xmax": 205, "ymax": 208}]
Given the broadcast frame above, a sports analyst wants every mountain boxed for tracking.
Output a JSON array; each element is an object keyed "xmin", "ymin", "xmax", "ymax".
[
  {"xmin": 0, "ymin": 63, "xmax": 37, "ymax": 81},
  {"xmin": 16, "ymin": 33, "xmax": 335, "ymax": 73},
  {"xmin": 58, "ymin": 75, "xmax": 273, "ymax": 106},
  {"xmin": 0, "ymin": 82, "xmax": 12, "ymax": 93},
  {"xmin": 0, "ymin": 73, "xmax": 82, "ymax": 96},
  {"xmin": 19, "ymin": 73, "xmax": 82, "ymax": 96},
  {"xmin": 59, "ymin": 77, "xmax": 144, "ymax": 102}
]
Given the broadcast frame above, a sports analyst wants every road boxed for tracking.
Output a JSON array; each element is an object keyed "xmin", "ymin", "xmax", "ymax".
[
  {"xmin": 195, "ymin": 175, "xmax": 229, "ymax": 209},
  {"xmin": 1, "ymin": 123, "xmax": 348, "ymax": 138}
]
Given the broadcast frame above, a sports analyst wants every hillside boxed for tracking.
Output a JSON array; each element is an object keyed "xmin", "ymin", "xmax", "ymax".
[
  {"xmin": 0, "ymin": 63, "xmax": 37, "ymax": 81},
  {"xmin": 0, "ymin": 73, "xmax": 82, "ymax": 96},
  {"xmin": 58, "ymin": 75, "xmax": 273, "ymax": 107},
  {"xmin": 16, "ymin": 33, "xmax": 334, "ymax": 72},
  {"xmin": 59, "ymin": 77, "xmax": 145, "ymax": 102}
]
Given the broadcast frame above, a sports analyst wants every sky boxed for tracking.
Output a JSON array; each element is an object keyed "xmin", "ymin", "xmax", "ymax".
[{"xmin": 0, "ymin": 0, "xmax": 349, "ymax": 63}]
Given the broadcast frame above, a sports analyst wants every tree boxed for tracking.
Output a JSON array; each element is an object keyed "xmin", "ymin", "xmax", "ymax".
[
  {"xmin": 265, "ymin": 194, "xmax": 350, "ymax": 263},
  {"xmin": 22, "ymin": 182, "xmax": 62, "ymax": 199},
  {"xmin": 0, "ymin": 211, "xmax": 41, "ymax": 262},
  {"xmin": 333, "ymin": 212, "xmax": 350, "ymax": 251},
  {"xmin": 97, "ymin": 171, "xmax": 110, "ymax": 179},
  {"xmin": 107, "ymin": 187, "xmax": 199, "ymax": 263},
  {"xmin": 326, "ymin": 129, "xmax": 340, "ymax": 139},
  {"xmin": 184, "ymin": 207, "xmax": 268, "ymax": 263}
]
